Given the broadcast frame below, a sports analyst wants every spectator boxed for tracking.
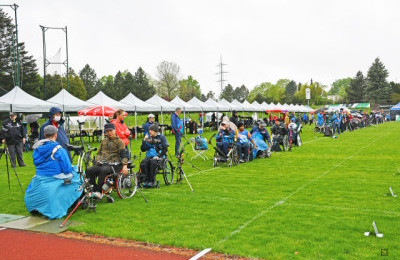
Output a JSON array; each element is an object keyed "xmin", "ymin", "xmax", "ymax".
[
  {"xmin": 1, "ymin": 112, "xmax": 26, "ymax": 167},
  {"xmin": 143, "ymin": 114, "xmax": 155, "ymax": 136},
  {"xmin": 111, "ymin": 109, "xmax": 131, "ymax": 158},
  {"xmin": 29, "ymin": 121, "xmax": 40, "ymax": 140},
  {"xmin": 230, "ymin": 110, "xmax": 239, "ymax": 127},
  {"xmin": 236, "ymin": 122, "xmax": 257, "ymax": 162},
  {"xmin": 39, "ymin": 107, "xmax": 71, "ymax": 161},
  {"xmin": 317, "ymin": 111, "xmax": 324, "ymax": 126},
  {"xmin": 284, "ymin": 113, "xmax": 290, "ymax": 127},
  {"xmin": 309, "ymin": 113, "xmax": 314, "ymax": 125},
  {"xmin": 171, "ymin": 107, "xmax": 183, "ymax": 157}
]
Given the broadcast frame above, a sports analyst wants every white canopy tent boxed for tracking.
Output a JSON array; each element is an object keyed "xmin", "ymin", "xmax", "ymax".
[
  {"xmin": 0, "ymin": 86, "xmax": 61, "ymax": 112},
  {"xmin": 120, "ymin": 93, "xmax": 158, "ymax": 140},
  {"xmin": 251, "ymin": 101, "xmax": 263, "ymax": 112},
  {"xmin": 230, "ymin": 99, "xmax": 246, "ymax": 112},
  {"xmin": 87, "ymin": 91, "xmax": 131, "ymax": 111},
  {"xmin": 47, "ymin": 89, "xmax": 94, "ymax": 112},
  {"xmin": 146, "ymin": 95, "xmax": 176, "ymax": 133},
  {"xmin": 187, "ymin": 97, "xmax": 213, "ymax": 112},
  {"xmin": 204, "ymin": 98, "xmax": 229, "ymax": 126},
  {"xmin": 219, "ymin": 98, "xmax": 234, "ymax": 111},
  {"xmin": 170, "ymin": 96, "xmax": 198, "ymax": 112},
  {"xmin": 242, "ymin": 100, "xmax": 258, "ymax": 112}
]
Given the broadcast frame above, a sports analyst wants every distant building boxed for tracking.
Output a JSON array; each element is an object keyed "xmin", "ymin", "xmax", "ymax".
[{"xmin": 327, "ymin": 95, "xmax": 339, "ymax": 103}]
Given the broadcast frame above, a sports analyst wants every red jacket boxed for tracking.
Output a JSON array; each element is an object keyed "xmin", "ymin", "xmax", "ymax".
[{"xmin": 111, "ymin": 119, "xmax": 131, "ymax": 146}]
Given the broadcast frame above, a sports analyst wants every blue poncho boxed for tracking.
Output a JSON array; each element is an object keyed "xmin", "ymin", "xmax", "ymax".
[
  {"xmin": 251, "ymin": 131, "xmax": 269, "ymax": 159},
  {"xmin": 24, "ymin": 139, "xmax": 82, "ymax": 219}
]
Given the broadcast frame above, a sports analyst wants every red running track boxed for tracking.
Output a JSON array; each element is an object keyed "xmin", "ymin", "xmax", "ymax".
[{"xmin": 0, "ymin": 228, "xmax": 186, "ymax": 259}]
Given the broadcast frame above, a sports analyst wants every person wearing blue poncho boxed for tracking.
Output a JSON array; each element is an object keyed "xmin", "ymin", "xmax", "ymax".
[
  {"xmin": 250, "ymin": 121, "xmax": 271, "ymax": 158},
  {"xmin": 24, "ymin": 125, "xmax": 82, "ymax": 219},
  {"xmin": 236, "ymin": 122, "xmax": 257, "ymax": 163}
]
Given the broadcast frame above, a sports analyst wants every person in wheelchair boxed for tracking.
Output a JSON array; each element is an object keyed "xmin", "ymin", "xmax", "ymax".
[
  {"xmin": 24, "ymin": 125, "xmax": 82, "ymax": 219},
  {"xmin": 250, "ymin": 121, "xmax": 271, "ymax": 158},
  {"xmin": 86, "ymin": 123, "xmax": 128, "ymax": 203},
  {"xmin": 215, "ymin": 121, "xmax": 235, "ymax": 160},
  {"xmin": 140, "ymin": 124, "xmax": 169, "ymax": 188},
  {"xmin": 236, "ymin": 122, "xmax": 257, "ymax": 163},
  {"xmin": 288, "ymin": 118, "xmax": 300, "ymax": 149},
  {"xmin": 270, "ymin": 120, "xmax": 287, "ymax": 151}
]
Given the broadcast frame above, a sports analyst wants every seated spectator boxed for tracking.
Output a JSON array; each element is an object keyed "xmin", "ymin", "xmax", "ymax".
[
  {"xmin": 86, "ymin": 123, "xmax": 128, "ymax": 203},
  {"xmin": 216, "ymin": 121, "xmax": 235, "ymax": 157},
  {"xmin": 236, "ymin": 122, "xmax": 257, "ymax": 162},
  {"xmin": 24, "ymin": 125, "xmax": 82, "ymax": 219},
  {"xmin": 140, "ymin": 124, "xmax": 169, "ymax": 188}
]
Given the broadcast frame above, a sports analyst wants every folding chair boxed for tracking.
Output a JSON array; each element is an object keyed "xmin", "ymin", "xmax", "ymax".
[{"xmin": 189, "ymin": 137, "xmax": 209, "ymax": 161}]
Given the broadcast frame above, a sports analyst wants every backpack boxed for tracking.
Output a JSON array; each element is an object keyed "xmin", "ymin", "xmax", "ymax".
[{"xmin": 195, "ymin": 136, "xmax": 207, "ymax": 150}]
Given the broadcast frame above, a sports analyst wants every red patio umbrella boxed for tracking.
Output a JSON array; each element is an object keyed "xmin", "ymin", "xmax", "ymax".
[{"xmin": 78, "ymin": 105, "xmax": 117, "ymax": 117}]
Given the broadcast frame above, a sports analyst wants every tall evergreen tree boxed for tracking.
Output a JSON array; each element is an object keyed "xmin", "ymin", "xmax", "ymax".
[
  {"xmin": 346, "ymin": 71, "xmax": 366, "ymax": 103},
  {"xmin": 220, "ymin": 84, "xmax": 234, "ymax": 101},
  {"xmin": 233, "ymin": 85, "xmax": 249, "ymax": 102},
  {"xmin": 79, "ymin": 64, "xmax": 98, "ymax": 99},
  {"xmin": 365, "ymin": 57, "xmax": 391, "ymax": 104},
  {"xmin": 285, "ymin": 80, "xmax": 297, "ymax": 103},
  {"xmin": 99, "ymin": 75, "xmax": 114, "ymax": 97},
  {"xmin": 132, "ymin": 67, "xmax": 155, "ymax": 100},
  {"xmin": 113, "ymin": 71, "xmax": 124, "ymax": 100}
]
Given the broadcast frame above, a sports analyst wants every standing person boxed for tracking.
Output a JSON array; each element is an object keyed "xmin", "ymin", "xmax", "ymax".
[
  {"xmin": 39, "ymin": 107, "xmax": 71, "ymax": 162},
  {"xmin": 211, "ymin": 113, "xmax": 216, "ymax": 128},
  {"xmin": 230, "ymin": 110, "xmax": 239, "ymax": 127},
  {"xmin": 29, "ymin": 120, "xmax": 40, "ymax": 140},
  {"xmin": 1, "ymin": 112, "xmax": 26, "ymax": 167},
  {"xmin": 317, "ymin": 111, "xmax": 324, "ymax": 126},
  {"xmin": 143, "ymin": 114, "xmax": 155, "ymax": 136},
  {"xmin": 284, "ymin": 113, "xmax": 290, "ymax": 127},
  {"xmin": 302, "ymin": 113, "xmax": 308, "ymax": 124},
  {"xmin": 309, "ymin": 113, "xmax": 314, "ymax": 125},
  {"xmin": 111, "ymin": 109, "xmax": 131, "ymax": 159},
  {"xmin": 171, "ymin": 107, "xmax": 183, "ymax": 157}
]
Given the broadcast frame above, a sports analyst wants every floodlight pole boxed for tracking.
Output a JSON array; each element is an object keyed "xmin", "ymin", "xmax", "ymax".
[
  {"xmin": 1, "ymin": 4, "xmax": 20, "ymax": 87},
  {"xmin": 40, "ymin": 25, "xmax": 69, "ymax": 99}
]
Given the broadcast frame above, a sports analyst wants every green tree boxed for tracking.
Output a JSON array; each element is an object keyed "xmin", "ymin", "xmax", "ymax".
[
  {"xmin": 329, "ymin": 78, "xmax": 351, "ymax": 95},
  {"xmin": 79, "ymin": 64, "xmax": 98, "ymax": 99},
  {"xmin": 132, "ymin": 67, "xmax": 156, "ymax": 100},
  {"xmin": 233, "ymin": 85, "xmax": 249, "ymax": 102},
  {"xmin": 365, "ymin": 57, "xmax": 391, "ymax": 104},
  {"xmin": 206, "ymin": 91, "xmax": 215, "ymax": 100},
  {"xmin": 156, "ymin": 61, "xmax": 180, "ymax": 100},
  {"xmin": 200, "ymin": 93, "xmax": 206, "ymax": 101},
  {"xmin": 179, "ymin": 75, "xmax": 201, "ymax": 101},
  {"xmin": 99, "ymin": 75, "xmax": 114, "ymax": 97},
  {"xmin": 285, "ymin": 80, "xmax": 297, "ymax": 103},
  {"xmin": 0, "ymin": 8, "xmax": 41, "ymax": 97},
  {"xmin": 297, "ymin": 82, "xmax": 327, "ymax": 105},
  {"xmin": 389, "ymin": 81, "xmax": 400, "ymax": 104},
  {"xmin": 346, "ymin": 71, "xmax": 366, "ymax": 103},
  {"xmin": 220, "ymin": 84, "xmax": 235, "ymax": 102},
  {"xmin": 68, "ymin": 73, "xmax": 87, "ymax": 100},
  {"xmin": 113, "ymin": 71, "xmax": 125, "ymax": 100}
]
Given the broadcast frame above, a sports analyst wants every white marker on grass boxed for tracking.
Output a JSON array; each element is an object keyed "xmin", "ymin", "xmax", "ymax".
[
  {"xmin": 189, "ymin": 248, "xmax": 212, "ymax": 260},
  {"xmin": 364, "ymin": 221, "xmax": 383, "ymax": 238},
  {"xmin": 389, "ymin": 187, "xmax": 397, "ymax": 197}
]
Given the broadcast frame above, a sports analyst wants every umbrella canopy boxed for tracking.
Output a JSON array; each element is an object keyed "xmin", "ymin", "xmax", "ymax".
[
  {"xmin": 119, "ymin": 93, "xmax": 157, "ymax": 112},
  {"xmin": 170, "ymin": 96, "xmax": 198, "ymax": 112},
  {"xmin": 87, "ymin": 91, "xmax": 131, "ymax": 111},
  {"xmin": 78, "ymin": 106, "xmax": 117, "ymax": 117},
  {"xmin": 145, "ymin": 95, "xmax": 176, "ymax": 112},
  {"xmin": 47, "ymin": 89, "xmax": 93, "ymax": 112},
  {"xmin": 0, "ymin": 86, "xmax": 61, "ymax": 112},
  {"xmin": 187, "ymin": 97, "xmax": 214, "ymax": 112},
  {"xmin": 25, "ymin": 114, "xmax": 42, "ymax": 124}
]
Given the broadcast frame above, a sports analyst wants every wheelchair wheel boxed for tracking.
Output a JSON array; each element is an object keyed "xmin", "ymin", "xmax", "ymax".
[
  {"xmin": 297, "ymin": 134, "xmax": 302, "ymax": 147},
  {"xmin": 116, "ymin": 172, "xmax": 137, "ymax": 199},
  {"xmin": 232, "ymin": 147, "xmax": 239, "ymax": 166},
  {"xmin": 162, "ymin": 160, "xmax": 174, "ymax": 186},
  {"xmin": 282, "ymin": 135, "xmax": 289, "ymax": 151},
  {"xmin": 248, "ymin": 146, "xmax": 254, "ymax": 161}
]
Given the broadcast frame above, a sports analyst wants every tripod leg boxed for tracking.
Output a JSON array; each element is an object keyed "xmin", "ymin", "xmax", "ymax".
[
  {"xmin": 181, "ymin": 170, "xmax": 194, "ymax": 192},
  {"xmin": 6, "ymin": 147, "xmax": 23, "ymax": 193},
  {"xmin": 60, "ymin": 195, "xmax": 85, "ymax": 228},
  {"xmin": 137, "ymin": 187, "xmax": 148, "ymax": 204},
  {"xmin": 5, "ymin": 151, "xmax": 10, "ymax": 190}
]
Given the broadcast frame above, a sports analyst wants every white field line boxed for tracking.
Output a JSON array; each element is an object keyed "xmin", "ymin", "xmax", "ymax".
[
  {"xmin": 186, "ymin": 167, "xmax": 220, "ymax": 178},
  {"xmin": 216, "ymin": 129, "xmax": 389, "ymax": 246},
  {"xmin": 189, "ymin": 248, "xmax": 212, "ymax": 260},
  {"xmin": 286, "ymin": 202, "xmax": 400, "ymax": 217}
]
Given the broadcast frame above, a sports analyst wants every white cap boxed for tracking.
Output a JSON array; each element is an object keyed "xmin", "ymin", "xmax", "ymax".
[{"xmin": 148, "ymin": 113, "xmax": 155, "ymax": 118}]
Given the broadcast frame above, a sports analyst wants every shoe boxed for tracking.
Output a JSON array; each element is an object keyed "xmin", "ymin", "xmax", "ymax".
[
  {"xmin": 239, "ymin": 159, "xmax": 245, "ymax": 163},
  {"xmin": 106, "ymin": 195, "xmax": 114, "ymax": 203},
  {"xmin": 89, "ymin": 192, "xmax": 103, "ymax": 200},
  {"xmin": 19, "ymin": 164, "xmax": 26, "ymax": 167}
]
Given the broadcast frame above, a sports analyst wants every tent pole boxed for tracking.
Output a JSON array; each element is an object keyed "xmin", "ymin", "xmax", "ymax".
[
  {"xmin": 201, "ymin": 108, "xmax": 204, "ymax": 130},
  {"xmin": 135, "ymin": 109, "xmax": 137, "ymax": 141},
  {"xmin": 183, "ymin": 107, "xmax": 186, "ymax": 136},
  {"xmin": 161, "ymin": 108, "xmax": 163, "ymax": 135}
]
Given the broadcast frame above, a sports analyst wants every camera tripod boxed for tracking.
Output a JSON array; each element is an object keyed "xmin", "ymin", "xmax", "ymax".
[{"xmin": 0, "ymin": 145, "xmax": 23, "ymax": 193}]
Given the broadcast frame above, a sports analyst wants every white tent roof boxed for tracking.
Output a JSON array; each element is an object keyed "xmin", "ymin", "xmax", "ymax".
[
  {"xmin": 219, "ymin": 98, "xmax": 234, "ymax": 111},
  {"xmin": 242, "ymin": 100, "xmax": 258, "ymax": 111},
  {"xmin": 287, "ymin": 104, "xmax": 296, "ymax": 112},
  {"xmin": 187, "ymin": 97, "xmax": 214, "ymax": 112},
  {"xmin": 145, "ymin": 95, "xmax": 176, "ymax": 112},
  {"xmin": 170, "ymin": 96, "xmax": 198, "ymax": 112},
  {"xmin": 86, "ymin": 91, "xmax": 131, "ymax": 111},
  {"xmin": 47, "ymin": 89, "xmax": 93, "ymax": 112},
  {"xmin": 0, "ymin": 86, "xmax": 61, "ymax": 112},
  {"xmin": 251, "ymin": 101, "xmax": 263, "ymax": 111},
  {"xmin": 230, "ymin": 99, "xmax": 246, "ymax": 111},
  {"xmin": 120, "ymin": 93, "xmax": 157, "ymax": 112},
  {"xmin": 204, "ymin": 98, "xmax": 229, "ymax": 111}
]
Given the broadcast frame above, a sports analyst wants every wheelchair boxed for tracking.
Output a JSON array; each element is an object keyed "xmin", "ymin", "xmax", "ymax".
[
  {"xmin": 288, "ymin": 125, "xmax": 302, "ymax": 148},
  {"xmin": 101, "ymin": 161, "xmax": 138, "ymax": 199},
  {"xmin": 212, "ymin": 139, "xmax": 239, "ymax": 167},
  {"xmin": 271, "ymin": 133, "xmax": 289, "ymax": 152},
  {"xmin": 136, "ymin": 156, "xmax": 174, "ymax": 188},
  {"xmin": 236, "ymin": 142, "xmax": 254, "ymax": 162}
]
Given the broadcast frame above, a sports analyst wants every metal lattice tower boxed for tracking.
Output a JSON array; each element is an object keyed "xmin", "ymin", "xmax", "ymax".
[
  {"xmin": 216, "ymin": 55, "xmax": 228, "ymax": 94},
  {"xmin": 39, "ymin": 25, "xmax": 69, "ymax": 99}
]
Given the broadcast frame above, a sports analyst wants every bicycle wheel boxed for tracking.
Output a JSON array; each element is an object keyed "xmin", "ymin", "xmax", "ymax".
[
  {"xmin": 162, "ymin": 160, "xmax": 174, "ymax": 186},
  {"xmin": 116, "ymin": 172, "xmax": 137, "ymax": 199}
]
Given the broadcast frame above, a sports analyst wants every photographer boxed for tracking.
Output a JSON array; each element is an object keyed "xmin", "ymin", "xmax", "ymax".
[
  {"xmin": 1, "ymin": 112, "xmax": 26, "ymax": 168},
  {"xmin": 86, "ymin": 123, "xmax": 128, "ymax": 203},
  {"xmin": 39, "ymin": 107, "xmax": 71, "ymax": 162},
  {"xmin": 24, "ymin": 125, "xmax": 82, "ymax": 219},
  {"xmin": 140, "ymin": 124, "xmax": 169, "ymax": 188}
]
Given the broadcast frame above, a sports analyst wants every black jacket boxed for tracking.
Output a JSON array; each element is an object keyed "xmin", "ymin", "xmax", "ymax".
[
  {"xmin": 1, "ymin": 119, "xmax": 25, "ymax": 145},
  {"xmin": 230, "ymin": 115, "xmax": 238, "ymax": 126}
]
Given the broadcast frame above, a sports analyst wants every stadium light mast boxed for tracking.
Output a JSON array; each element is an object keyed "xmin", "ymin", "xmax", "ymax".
[
  {"xmin": 1, "ymin": 3, "xmax": 21, "ymax": 87},
  {"xmin": 39, "ymin": 25, "xmax": 69, "ymax": 99}
]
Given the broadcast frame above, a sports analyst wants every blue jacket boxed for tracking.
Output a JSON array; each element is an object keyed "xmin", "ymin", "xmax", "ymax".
[
  {"xmin": 331, "ymin": 114, "xmax": 339, "ymax": 124},
  {"xmin": 141, "ymin": 134, "xmax": 169, "ymax": 158},
  {"xmin": 216, "ymin": 129, "xmax": 235, "ymax": 143},
  {"xmin": 39, "ymin": 107, "xmax": 71, "ymax": 161},
  {"xmin": 32, "ymin": 139, "xmax": 73, "ymax": 177},
  {"xmin": 302, "ymin": 113, "xmax": 307, "ymax": 121},
  {"xmin": 250, "ymin": 126, "xmax": 270, "ymax": 143},
  {"xmin": 317, "ymin": 113, "xmax": 324, "ymax": 126},
  {"xmin": 171, "ymin": 112, "xmax": 183, "ymax": 134},
  {"xmin": 143, "ymin": 121, "xmax": 152, "ymax": 136}
]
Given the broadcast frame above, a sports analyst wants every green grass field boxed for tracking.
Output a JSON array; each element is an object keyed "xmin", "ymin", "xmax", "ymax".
[{"xmin": 1, "ymin": 123, "xmax": 399, "ymax": 258}]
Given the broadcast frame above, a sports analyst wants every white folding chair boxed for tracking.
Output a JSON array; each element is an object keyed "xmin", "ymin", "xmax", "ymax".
[{"xmin": 189, "ymin": 137, "xmax": 209, "ymax": 161}]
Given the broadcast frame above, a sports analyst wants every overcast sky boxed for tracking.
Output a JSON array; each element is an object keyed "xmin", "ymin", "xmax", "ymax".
[{"xmin": 5, "ymin": 0, "xmax": 400, "ymax": 95}]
